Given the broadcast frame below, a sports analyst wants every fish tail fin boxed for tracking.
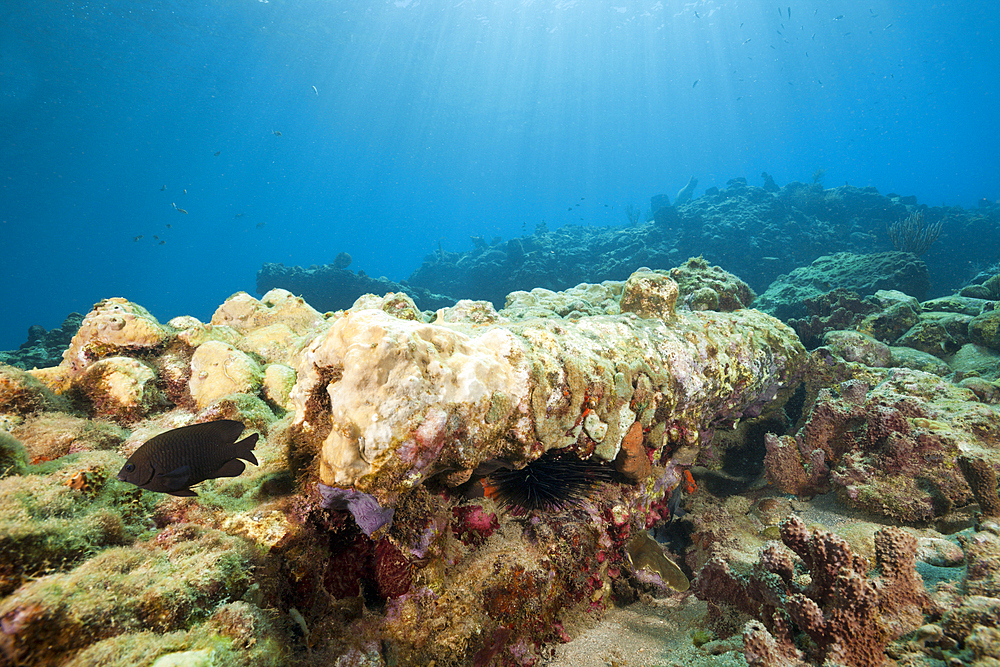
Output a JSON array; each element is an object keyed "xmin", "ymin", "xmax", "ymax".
[{"xmin": 234, "ymin": 433, "xmax": 259, "ymax": 465}]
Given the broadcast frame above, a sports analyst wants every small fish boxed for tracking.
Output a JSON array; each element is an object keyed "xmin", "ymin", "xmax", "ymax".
[
  {"xmin": 694, "ymin": 10, "xmax": 699, "ymax": 18},
  {"xmin": 158, "ymin": 240, "xmax": 165, "ymax": 245},
  {"xmin": 133, "ymin": 235, "xmax": 143, "ymax": 241},
  {"xmin": 183, "ymin": 189, "xmax": 187, "ymax": 195},
  {"xmin": 214, "ymin": 151, "xmax": 221, "ymax": 156},
  {"xmin": 166, "ymin": 224, "xmax": 172, "ymax": 228},
  {"xmin": 234, "ymin": 212, "xmax": 245, "ymax": 219},
  {"xmin": 160, "ymin": 185, "xmax": 166, "ymax": 191},
  {"xmin": 787, "ymin": 6, "xmax": 791, "ymax": 19},
  {"xmin": 175, "ymin": 207, "xmax": 188, "ymax": 214},
  {"xmin": 692, "ymin": 79, "xmax": 699, "ymax": 87},
  {"xmin": 742, "ymin": 38, "xmax": 752, "ymax": 44},
  {"xmin": 312, "ymin": 85, "xmax": 318, "ymax": 95},
  {"xmin": 884, "ymin": 23, "xmax": 893, "ymax": 29},
  {"xmin": 740, "ymin": 22, "xmax": 744, "ymax": 27},
  {"xmin": 834, "ymin": 14, "xmax": 844, "ymax": 20},
  {"xmin": 778, "ymin": 6, "xmax": 782, "ymax": 17},
  {"xmin": 117, "ymin": 420, "xmax": 258, "ymax": 496},
  {"xmin": 273, "ymin": 130, "xmax": 282, "ymax": 136},
  {"xmin": 256, "ymin": 222, "xmax": 266, "ymax": 228}
]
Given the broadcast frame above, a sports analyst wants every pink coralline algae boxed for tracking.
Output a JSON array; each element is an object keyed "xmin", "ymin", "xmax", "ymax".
[
  {"xmin": 694, "ymin": 515, "xmax": 935, "ymax": 667},
  {"xmin": 764, "ymin": 369, "xmax": 986, "ymax": 522}
]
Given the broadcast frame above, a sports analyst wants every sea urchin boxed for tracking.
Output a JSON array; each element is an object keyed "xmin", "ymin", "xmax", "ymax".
[{"xmin": 486, "ymin": 448, "xmax": 616, "ymax": 512}]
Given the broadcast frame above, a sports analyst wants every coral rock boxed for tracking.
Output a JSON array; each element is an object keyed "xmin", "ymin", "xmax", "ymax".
[
  {"xmin": 61, "ymin": 298, "xmax": 170, "ymax": 375},
  {"xmin": 79, "ymin": 356, "xmax": 162, "ymax": 423},
  {"xmin": 189, "ymin": 341, "xmax": 263, "ymax": 411},
  {"xmin": 958, "ymin": 456, "xmax": 1000, "ymax": 517},
  {"xmin": 290, "ymin": 274, "xmax": 805, "ymax": 500},
  {"xmin": 618, "ymin": 270, "xmax": 678, "ymax": 319},
  {"xmin": 211, "ymin": 289, "xmax": 325, "ymax": 336}
]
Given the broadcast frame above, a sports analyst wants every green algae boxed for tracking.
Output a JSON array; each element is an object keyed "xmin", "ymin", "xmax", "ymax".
[
  {"xmin": 0, "ymin": 450, "xmax": 159, "ymax": 595},
  {"xmin": 0, "ymin": 525, "xmax": 260, "ymax": 666}
]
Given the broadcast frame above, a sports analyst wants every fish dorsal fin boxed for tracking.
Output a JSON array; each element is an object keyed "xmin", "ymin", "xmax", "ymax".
[
  {"xmin": 145, "ymin": 420, "xmax": 245, "ymax": 452},
  {"xmin": 194, "ymin": 419, "xmax": 245, "ymax": 444}
]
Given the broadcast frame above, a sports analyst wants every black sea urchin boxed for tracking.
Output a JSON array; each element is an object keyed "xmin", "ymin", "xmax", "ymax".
[{"xmin": 487, "ymin": 449, "xmax": 616, "ymax": 512}]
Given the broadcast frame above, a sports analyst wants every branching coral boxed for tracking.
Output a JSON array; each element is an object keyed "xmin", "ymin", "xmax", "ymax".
[{"xmin": 694, "ymin": 515, "xmax": 934, "ymax": 667}]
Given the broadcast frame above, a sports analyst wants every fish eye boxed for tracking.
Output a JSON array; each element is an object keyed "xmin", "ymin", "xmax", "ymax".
[{"xmin": 125, "ymin": 464, "xmax": 135, "ymax": 473}]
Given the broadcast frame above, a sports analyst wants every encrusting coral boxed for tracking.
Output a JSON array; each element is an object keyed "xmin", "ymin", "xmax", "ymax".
[
  {"xmin": 763, "ymin": 353, "xmax": 998, "ymax": 522},
  {"xmin": 694, "ymin": 515, "xmax": 935, "ymax": 667}
]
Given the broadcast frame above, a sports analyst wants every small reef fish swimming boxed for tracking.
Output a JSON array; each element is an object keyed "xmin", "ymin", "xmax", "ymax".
[
  {"xmin": 273, "ymin": 130, "xmax": 282, "ymax": 136},
  {"xmin": 117, "ymin": 420, "xmax": 258, "ymax": 496},
  {"xmin": 160, "ymin": 185, "xmax": 166, "ymax": 191}
]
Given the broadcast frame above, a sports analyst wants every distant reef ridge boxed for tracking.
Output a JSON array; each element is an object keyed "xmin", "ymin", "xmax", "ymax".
[
  {"xmin": 257, "ymin": 177, "xmax": 999, "ymax": 313},
  {"xmin": 255, "ymin": 262, "xmax": 456, "ymax": 314}
]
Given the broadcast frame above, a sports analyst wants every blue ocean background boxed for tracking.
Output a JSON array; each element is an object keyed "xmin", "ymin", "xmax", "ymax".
[{"xmin": 1, "ymin": 0, "xmax": 997, "ymax": 351}]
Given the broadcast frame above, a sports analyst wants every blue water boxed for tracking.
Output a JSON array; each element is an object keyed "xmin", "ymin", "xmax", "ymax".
[{"xmin": 1, "ymin": 0, "xmax": 997, "ymax": 350}]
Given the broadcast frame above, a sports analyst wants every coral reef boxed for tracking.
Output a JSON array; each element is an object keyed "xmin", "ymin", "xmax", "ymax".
[
  {"xmin": 7, "ymin": 216, "xmax": 1000, "ymax": 666},
  {"xmin": 256, "ymin": 261, "xmax": 455, "ymax": 314},
  {"xmin": 0, "ymin": 313, "xmax": 83, "ymax": 370},
  {"xmin": 0, "ymin": 269, "xmax": 812, "ymax": 666},
  {"xmin": 756, "ymin": 251, "xmax": 931, "ymax": 321},
  {"xmin": 694, "ymin": 515, "xmax": 934, "ymax": 667},
  {"xmin": 263, "ymin": 181, "xmax": 1000, "ymax": 314},
  {"xmin": 763, "ymin": 362, "xmax": 997, "ymax": 522}
]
